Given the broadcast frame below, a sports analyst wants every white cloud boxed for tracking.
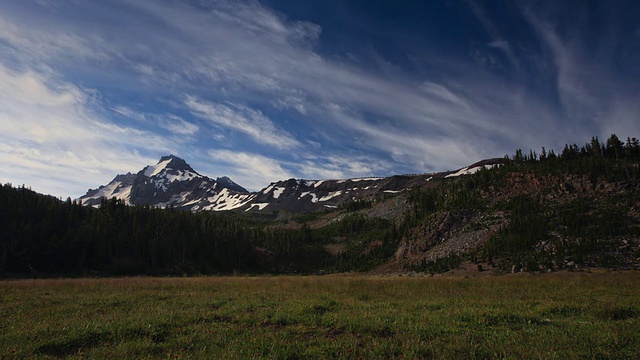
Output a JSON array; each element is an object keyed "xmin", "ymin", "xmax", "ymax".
[
  {"xmin": 206, "ymin": 149, "xmax": 391, "ymax": 191},
  {"xmin": 0, "ymin": 64, "xmax": 173, "ymax": 197},
  {"xmin": 114, "ymin": 106, "xmax": 199, "ymax": 137},
  {"xmin": 0, "ymin": 12, "xmax": 112, "ymax": 65},
  {"xmin": 159, "ymin": 115, "xmax": 199, "ymax": 136},
  {"xmin": 113, "ymin": 106, "xmax": 146, "ymax": 122},
  {"xmin": 488, "ymin": 40, "xmax": 509, "ymax": 51},
  {"xmin": 297, "ymin": 154, "xmax": 390, "ymax": 181},
  {"xmin": 185, "ymin": 96, "xmax": 300, "ymax": 149},
  {"xmin": 207, "ymin": 150, "xmax": 293, "ymax": 191}
]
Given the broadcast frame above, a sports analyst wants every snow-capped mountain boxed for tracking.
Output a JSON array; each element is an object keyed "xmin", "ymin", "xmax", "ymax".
[
  {"xmin": 80, "ymin": 155, "xmax": 506, "ymax": 213},
  {"xmin": 238, "ymin": 158, "xmax": 506, "ymax": 213},
  {"xmin": 243, "ymin": 176, "xmax": 420, "ymax": 213},
  {"xmin": 79, "ymin": 155, "xmax": 250, "ymax": 209}
]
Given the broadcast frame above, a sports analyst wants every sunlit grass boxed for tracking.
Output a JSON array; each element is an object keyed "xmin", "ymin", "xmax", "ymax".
[{"xmin": 1, "ymin": 273, "xmax": 638, "ymax": 358}]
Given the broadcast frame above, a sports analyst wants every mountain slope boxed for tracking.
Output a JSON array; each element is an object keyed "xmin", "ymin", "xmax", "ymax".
[
  {"xmin": 79, "ymin": 155, "xmax": 251, "ymax": 209},
  {"xmin": 339, "ymin": 143, "xmax": 640, "ymax": 274}
]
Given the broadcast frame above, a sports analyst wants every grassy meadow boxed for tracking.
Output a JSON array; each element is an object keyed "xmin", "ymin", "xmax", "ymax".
[{"xmin": 1, "ymin": 273, "xmax": 638, "ymax": 359}]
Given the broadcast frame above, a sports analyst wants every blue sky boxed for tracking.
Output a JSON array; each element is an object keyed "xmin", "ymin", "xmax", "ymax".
[{"xmin": 0, "ymin": 0, "xmax": 638, "ymax": 197}]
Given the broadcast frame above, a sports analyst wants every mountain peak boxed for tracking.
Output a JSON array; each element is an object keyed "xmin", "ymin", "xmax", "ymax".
[
  {"xmin": 79, "ymin": 155, "xmax": 250, "ymax": 209},
  {"xmin": 216, "ymin": 176, "xmax": 248, "ymax": 193},
  {"xmin": 143, "ymin": 155, "xmax": 196, "ymax": 178},
  {"xmin": 159, "ymin": 154, "xmax": 183, "ymax": 162}
]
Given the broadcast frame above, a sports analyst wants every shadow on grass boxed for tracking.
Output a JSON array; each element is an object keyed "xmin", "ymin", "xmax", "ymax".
[
  {"xmin": 599, "ymin": 306, "xmax": 638, "ymax": 321},
  {"xmin": 35, "ymin": 331, "xmax": 107, "ymax": 357},
  {"xmin": 458, "ymin": 312, "xmax": 547, "ymax": 329},
  {"xmin": 35, "ymin": 324, "xmax": 172, "ymax": 357}
]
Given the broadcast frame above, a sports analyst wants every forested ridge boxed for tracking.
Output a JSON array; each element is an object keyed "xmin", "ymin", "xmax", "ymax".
[
  {"xmin": 2, "ymin": 134, "xmax": 639, "ymax": 276},
  {"xmin": 403, "ymin": 134, "xmax": 640, "ymax": 273}
]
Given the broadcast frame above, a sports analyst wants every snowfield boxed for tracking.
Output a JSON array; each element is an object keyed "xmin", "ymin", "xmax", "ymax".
[
  {"xmin": 86, "ymin": 181, "xmax": 132, "ymax": 205},
  {"xmin": 144, "ymin": 158, "xmax": 173, "ymax": 177},
  {"xmin": 272, "ymin": 187, "xmax": 285, "ymax": 199},
  {"xmin": 445, "ymin": 164, "xmax": 496, "ymax": 178},
  {"xmin": 318, "ymin": 191, "xmax": 342, "ymax": 202}
]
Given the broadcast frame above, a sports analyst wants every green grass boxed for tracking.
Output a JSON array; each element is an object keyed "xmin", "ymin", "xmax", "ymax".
[{"xmin": 1, "ymin": 273, "xmax": 639, "ymax": 359}]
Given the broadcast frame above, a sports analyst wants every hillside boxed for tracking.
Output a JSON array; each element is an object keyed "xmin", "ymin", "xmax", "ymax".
[
  {"xmin": 2, "ymin": 135, "xmax": 639, "ymax": 276},
  {"xmin": 336, "ymin": 135, "xmax": 640, "ymax": 274}
]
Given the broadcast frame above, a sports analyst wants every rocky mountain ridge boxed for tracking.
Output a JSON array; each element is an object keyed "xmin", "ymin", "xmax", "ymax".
[{"xmin": 80, "ymin": 155, "xmax": 505, "ymax": 213}]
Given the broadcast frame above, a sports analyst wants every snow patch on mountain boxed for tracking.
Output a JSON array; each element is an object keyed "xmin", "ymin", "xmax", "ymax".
[
  {"xmin": 350, "ymin": 177, "xmax": 384, "ymax": 182},
  {"xmin": 246, "ymin": 203, "xmax": 269, "ymax": 211},
  {"xmin": 299, "ymin": 191, "xmax": 319, "ymax": 203},
  {"xmin": 156, "ymin": 191, "xmax": 192, "ymax": 209},
  {"xmin": 151, "ymin": 178, "xmax": 168, "ymax": 191},
  {"xmin": 319, "ymin": 190, "xmax": 342, "ymax": 202},
  {"xmin": 202, "ymin": 188, "xmax": 253, "ymax": 211},
  {"xmin": 165, "ymin": 170, "xmax": 198, "ymax": 182},
  {"xmin": 445, "ymin": 164, "xmax": 496, "ymax": 178},
  {"xmin": 272, "ymin": 187, "xmax": 285, "ymax": 199},
  {"xmin": 86, "ymin": 181, "xmax": 132, "ymax": 205},
  {"xmin": 144, "ymin": 158, "xmax": 172, "ymax": 177},
  {"xmin": 263, "ymin": 184, "xmax": 276, "ymax": 194}
]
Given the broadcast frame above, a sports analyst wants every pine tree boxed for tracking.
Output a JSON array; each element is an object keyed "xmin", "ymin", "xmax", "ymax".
[{"xmin": 606, "ymin": 134, "xmax": 624, "ymax": 160}]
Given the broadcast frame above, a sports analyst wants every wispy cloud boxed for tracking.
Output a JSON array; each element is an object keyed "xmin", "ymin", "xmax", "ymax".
[
  {"xmin": 114, "ymin": 106, "xmax": 199, "ymax": 137},
  {"xmin": 0, "ymin": 11, "xmax": 112, "ymax": 67},
  {"xmin": 519, "ymin": 1, "xmax": 640, "ymax": 138},
  {"xmin": 207, "ymin": 150, "xmax": 293, "ymax": 191},
  {"xmin": 297, "ymin": 154, "xmax": 390, "ymax": 181},
  {"xmin": 185, "ymin": 96, "xmax": 300, "ymax": 150},
  {"xmin": 465, "ymin": 0, "xmax": 521, "ymax": 73},
  {"xmin": 205, "ymin": 149, "xmax": 390, "ymax": 191}
]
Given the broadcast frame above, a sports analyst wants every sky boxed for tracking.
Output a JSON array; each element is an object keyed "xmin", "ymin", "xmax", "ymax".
[{"xmin": 1, "ymin": 0, "xmax": 639, "ymax": 197}]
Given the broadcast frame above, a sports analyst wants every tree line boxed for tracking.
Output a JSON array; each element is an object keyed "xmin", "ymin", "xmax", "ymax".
[
  {"xmin": 0, "ymin": 185, "xmax": 398, "ymax": 276},
  {"xmin": 0, "ymin": 188, "xmax": 263, "ymax": 275}
]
